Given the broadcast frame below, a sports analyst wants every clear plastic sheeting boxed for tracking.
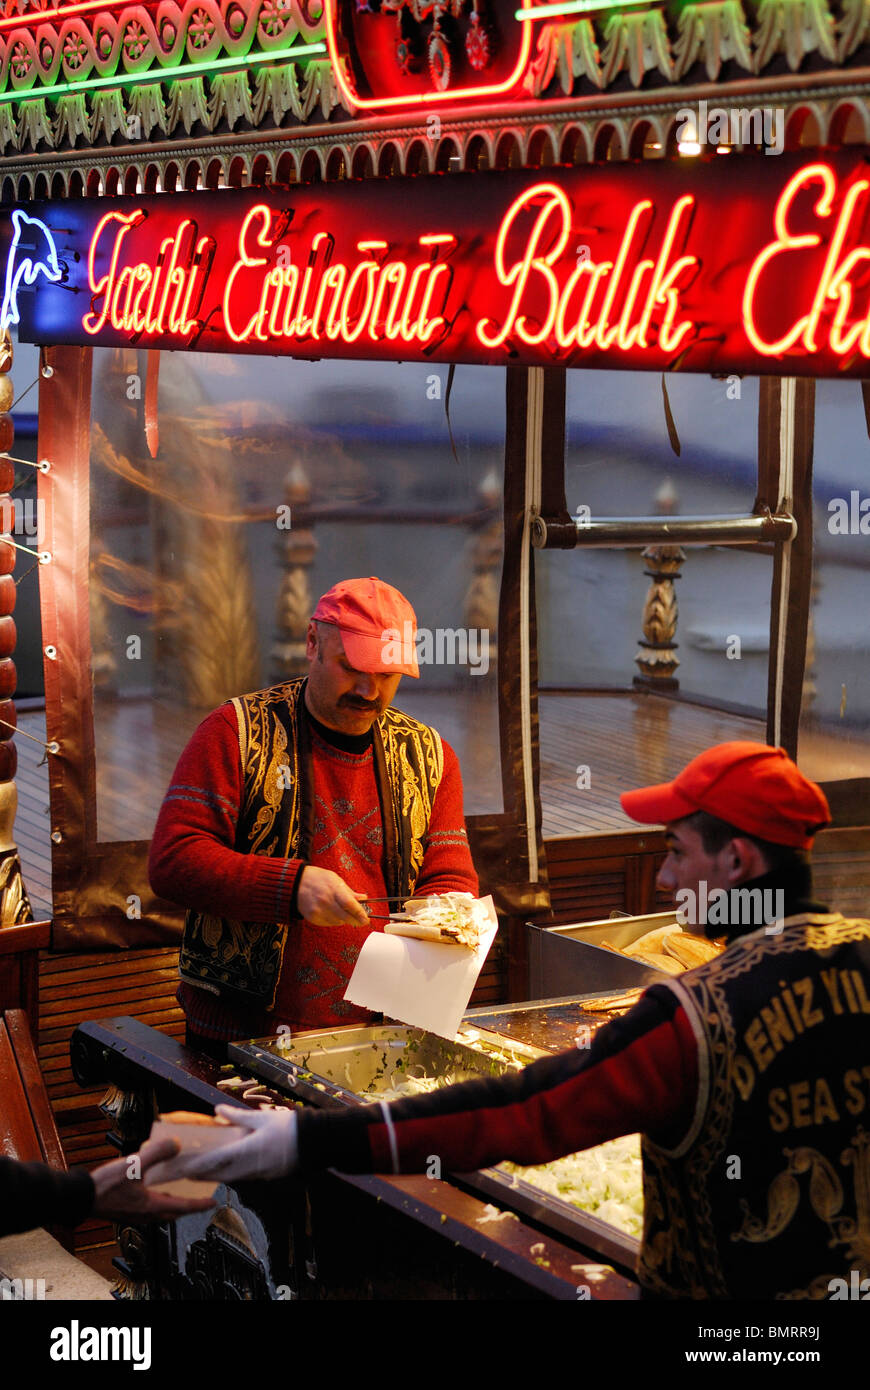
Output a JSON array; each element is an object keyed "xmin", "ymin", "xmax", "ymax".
[
  {"xmin": 798, "ymin": 379, "xmax": 870, "ymax": 780},
  {"xmin": 88, "ymin": 351, "xmax": 505, "ymax": 842},
  {"xmin": 538, "ymin": 370, "xmax": 769, "ymax": 704}
]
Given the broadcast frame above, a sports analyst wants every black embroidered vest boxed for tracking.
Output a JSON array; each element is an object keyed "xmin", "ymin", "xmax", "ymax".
[
  {"xmin": 639, "ymin": 913, "xmax": 870, "ymax": 1299},
  {"xmin": 178, "ymin": 678, "xmax": 444, "ymax": 1009}
]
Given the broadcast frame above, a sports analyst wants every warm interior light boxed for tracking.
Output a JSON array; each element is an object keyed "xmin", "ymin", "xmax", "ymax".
[{"xmin": 678, "ymin": 142, "xmax": 702, "ymax": 156}]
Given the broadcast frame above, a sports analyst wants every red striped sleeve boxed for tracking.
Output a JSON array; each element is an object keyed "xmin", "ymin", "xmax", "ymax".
[
  {"xmin": 148, "ymin": 705, "xmax": 304, "ymax": 925},
  {"xmin": 297, "ymin": 986, "xmax": 699, "ymax": 1175}
]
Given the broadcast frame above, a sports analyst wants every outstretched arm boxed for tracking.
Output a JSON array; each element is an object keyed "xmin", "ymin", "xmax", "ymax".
[{"xmin": 183, "ymin": 987, "xmax": 700, "ymax": 1185}]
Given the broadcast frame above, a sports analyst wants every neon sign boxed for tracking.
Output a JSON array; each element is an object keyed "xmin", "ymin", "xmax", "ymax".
[
  {"xmin": 742, "ymin": 162, "xmax": 870, "ymax": 358},
  {"xmin": 0, "ymin": 210, "xmax": 62, "ymax": 337},
  {"xmin": 324, "ymin": 0, "xmax": 534, "ymax": 109},
  {"xmin": 10, "ymin": 151, "xmax": 870, "ymax": 377}
]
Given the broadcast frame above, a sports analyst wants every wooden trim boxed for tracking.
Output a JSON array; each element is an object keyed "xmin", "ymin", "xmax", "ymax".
[
  {"xmin": 0, "ymin": 921, "xmax": 50, "ymax": 955},
  {"xmin": 545, "ymin": 829, "xmax": 667, "ymax": 858},
  {"xmin": 818, "ymin": 780, "xmax": 870, "ymax": 829},
  {"xmin": 4, "ymin": 1008, "xmax": 67, "ymax": 1173},
  {"xmin": 37, "ymin": 346, "xmax": 96, "ymax": 949}
]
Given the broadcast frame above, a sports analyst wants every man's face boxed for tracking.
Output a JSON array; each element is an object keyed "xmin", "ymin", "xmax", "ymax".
[
  {"xmin": 656, "ymin": 818, "xmax": 735, "ymax": 902},
  {"xmin": 304, "ymin": 621, "xmax": 401, "ymax": 735}
]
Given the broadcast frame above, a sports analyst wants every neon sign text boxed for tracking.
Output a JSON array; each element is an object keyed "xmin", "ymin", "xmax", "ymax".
[
  {"xmin": 476, "ymin": 184, "xmax": 698, "ymax": 354},
  {"xmin": 84, "ymin": 210, "xmax": 214, "ymax": 337},
  {"xmin": 221, "ymin": 206, "xmax": 455, "ymax": 347},
  {"xmin": 12, "ymin": 152, "xmax": 870, "ymax": 379},
  {"xmin": 743, "ymin": 163, "xmax": 870, "ymax": 358}
]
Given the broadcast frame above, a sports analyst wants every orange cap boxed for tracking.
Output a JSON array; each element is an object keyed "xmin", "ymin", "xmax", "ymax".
[
  {"xmin": 313, "ymin": 577, "xmax": 419, "ymax": 677},
  {"xmin": 620, "ymin": 742, "xmax": 830, "ymax": 848}
]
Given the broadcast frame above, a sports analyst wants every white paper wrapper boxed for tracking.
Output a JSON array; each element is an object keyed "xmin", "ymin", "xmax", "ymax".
[
  {"xmin": 145, "ymin": 1117, "xmax": 247, "ymax": 1197},
  {"xmin": 344, "ymin": 894, "xmax": 498, "ymax": 1040}
]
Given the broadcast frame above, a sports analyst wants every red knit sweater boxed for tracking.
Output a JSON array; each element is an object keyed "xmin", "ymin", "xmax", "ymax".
[{"xmin": 149, "ymin": 703, "xmax": 478, "ymax": 1039}]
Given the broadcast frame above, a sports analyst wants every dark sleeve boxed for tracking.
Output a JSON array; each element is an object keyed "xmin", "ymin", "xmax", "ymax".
[
  {"xmin": 0, "ymin": 1157, "xmax": 95, "ymax": 1237},
  {"xmin": 296, "ymin": 985, "xmax": 699, "ymax": 1176}
]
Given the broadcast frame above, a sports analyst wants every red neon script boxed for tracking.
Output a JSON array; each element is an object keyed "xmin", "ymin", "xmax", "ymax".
[
  {"xmin": 221, "ymin": 204, "xmax": 455, "ymax": 347},
  {"xmin": 84, "ymin": 210, "xmax": 213, "ymax": 337},
  {"xmin": 743, "ymin": 163, "xmax": 870, "ymax": 357},
  {"xmin": 476, "ymin": 184, "xmax": 699, "ymax": 355}
]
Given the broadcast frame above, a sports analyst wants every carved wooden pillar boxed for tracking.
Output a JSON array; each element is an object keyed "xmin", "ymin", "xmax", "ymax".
[
  {"xmin": 0, "ymin": 333, "xmax": 33, "ymax": 927},
  {"xmin": 633, "ymin": 479, "xmax": 684, "ymax": 694},
  {"xmin": 633, "ymin": 544, "xmax": 684, "ymax": 691},
  {"xmin": 271, "ymin": 460, "xmax": 317, "ymax": 681}
]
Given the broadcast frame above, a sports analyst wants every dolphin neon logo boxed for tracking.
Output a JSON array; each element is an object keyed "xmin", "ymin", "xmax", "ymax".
[{"xmin": 1, "ymin": 210, "xmax": 62, "ymax": 336}]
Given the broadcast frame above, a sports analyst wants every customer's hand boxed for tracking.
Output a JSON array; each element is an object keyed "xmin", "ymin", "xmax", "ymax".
[
  {"xmin": 297, "ymin": 866, "xmax": 370, "ymax": 927},
  {"xmin": 184, "ymin": 1106, "xmax": 299, "ymax": 1183},
  {"xmin": 91, "ymin": 1138, "xmax": 217, "ymax": 1222}
]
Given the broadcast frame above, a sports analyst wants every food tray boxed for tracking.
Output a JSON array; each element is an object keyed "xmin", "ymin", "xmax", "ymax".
[
  {"xmin": 229, "ymin": 1023, "xmax": 544, "ymax": 1109},
  {"xmin": 229, "ymin": 1016, "xmax": 641, "ymax": 1274},
  {"xmin": 526, "ymin": 910, "xmax": 680, "ymax": 998}
]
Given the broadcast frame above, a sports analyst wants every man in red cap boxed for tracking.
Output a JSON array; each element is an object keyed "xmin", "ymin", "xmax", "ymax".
[
  {"xmin": 182, "ymin": 742, "xmax": 870, "ymax": 1301},
  {"xmin": 621, "ymin": 741, "xmax": 832, "ymax": 936},
  {"xmin": 149, "ymin": 577, "xmax": 477, "ymax": 1055}
]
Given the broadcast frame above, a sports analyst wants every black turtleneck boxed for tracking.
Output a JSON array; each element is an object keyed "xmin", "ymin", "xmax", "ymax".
[
  {"xmin": 713, "ymin": 856, "xmax": 828, "ymax": 944},
  {"xmin": 305, "ymin": 707, "xmax": 374, "ymax": 755}
]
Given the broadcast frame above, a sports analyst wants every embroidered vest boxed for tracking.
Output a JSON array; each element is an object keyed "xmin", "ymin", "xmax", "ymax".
[
  {"xmin": 178, "ymin": 678, "xmax": 444, "ymax": 1009},
  {"xmin": 638, "ymin": 913, "xmax": 870, "ymax": 1299}
]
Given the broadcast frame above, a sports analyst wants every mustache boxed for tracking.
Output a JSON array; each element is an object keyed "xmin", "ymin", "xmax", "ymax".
[{"xmin": 338, "ymin": 694, "xmax": 381, "ymax": 712}]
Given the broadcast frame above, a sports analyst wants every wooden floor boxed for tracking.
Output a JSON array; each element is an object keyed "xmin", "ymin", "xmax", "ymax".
[
  {"xmin": 538, "ymin": 693, "xmax": 766, "ymax": 837},
  {"xmin": 77, "ymin": 690, "xmax": 870, "ymax": 843}
]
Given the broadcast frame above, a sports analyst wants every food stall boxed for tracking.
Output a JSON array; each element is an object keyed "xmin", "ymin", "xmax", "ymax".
[{"xmin": 1, "ymin": 0, "xmax": 870, "ymax": 1300}]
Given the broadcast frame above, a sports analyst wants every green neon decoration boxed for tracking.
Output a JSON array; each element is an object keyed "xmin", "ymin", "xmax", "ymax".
[
  {"xmin": 0, "ymin": 40, "xmax": 327, "ymax": 105},
  {"xmin": 516, "ymin": 0, "xmax": 657, "ymax": 17}
]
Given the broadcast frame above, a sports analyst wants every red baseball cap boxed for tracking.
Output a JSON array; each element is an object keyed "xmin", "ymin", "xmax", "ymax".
[
  {"xmin": 620, "ymin": 742, "xmax": 831, "ymax": 849},
  {"xmin": 312, "ymin": 577, "xmax": 420, "ymax": 677}
]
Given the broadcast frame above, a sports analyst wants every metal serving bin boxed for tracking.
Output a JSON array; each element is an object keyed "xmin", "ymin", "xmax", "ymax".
[
  {"xmin": 229, "ymin": 1017, "xmax": 641, "ymax": 1275},
  {"xmin": 229, "ymin": 1023, "xmax": 544, "ymax": 1108},
  {"xmin": 526, "ymin": 910, "xmax": 680, "ymax": 999}
]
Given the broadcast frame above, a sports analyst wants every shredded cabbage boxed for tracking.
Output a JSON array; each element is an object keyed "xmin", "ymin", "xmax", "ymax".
[{"xmin": 501, "ymin": 1135, "xmax": 643, "ymax": 1238}]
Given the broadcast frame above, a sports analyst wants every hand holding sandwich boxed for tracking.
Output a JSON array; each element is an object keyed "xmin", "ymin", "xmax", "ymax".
[
  {"xmin": 91, "ymin": 1137, "xmax": 218, "ymax": 1221},
  {"xmin": 183, "ymin": 1106, "xmax": 299, "ymax": 1183}
]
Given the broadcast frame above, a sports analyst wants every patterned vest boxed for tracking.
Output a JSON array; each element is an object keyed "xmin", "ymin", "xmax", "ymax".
[
  {"xmin": 639, "ymin": 913, "xmax": 870, "ymax": 1299},
  {"xmin": 178, "ymin": 678, "xmax": 444, "ymax": 1009}
]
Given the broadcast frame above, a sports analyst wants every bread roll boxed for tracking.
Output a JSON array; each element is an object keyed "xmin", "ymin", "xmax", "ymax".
[
  {"xmin": 662, "ymin": 933, "xmax": 720, "ymax": 969},
  {"xmin": 157, "ymin": 1110, "xmax": 227, "ymax": 1126},
  {"xmin": 629, "ymin": 950, "xmax": 684, "ymax": 976},
  {"xmin": 630, "ymin": 925, "xmax": 681, "ymax": 955}
]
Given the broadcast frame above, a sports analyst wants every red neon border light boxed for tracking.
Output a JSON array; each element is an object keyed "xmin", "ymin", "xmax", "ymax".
[
  {"xmin": 0, "ymin": 1, "xmax": 134, "ymax": 34},
  {"xmin": 324, "ymin": 0, "xmax": 533, "ymax": 110}
]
